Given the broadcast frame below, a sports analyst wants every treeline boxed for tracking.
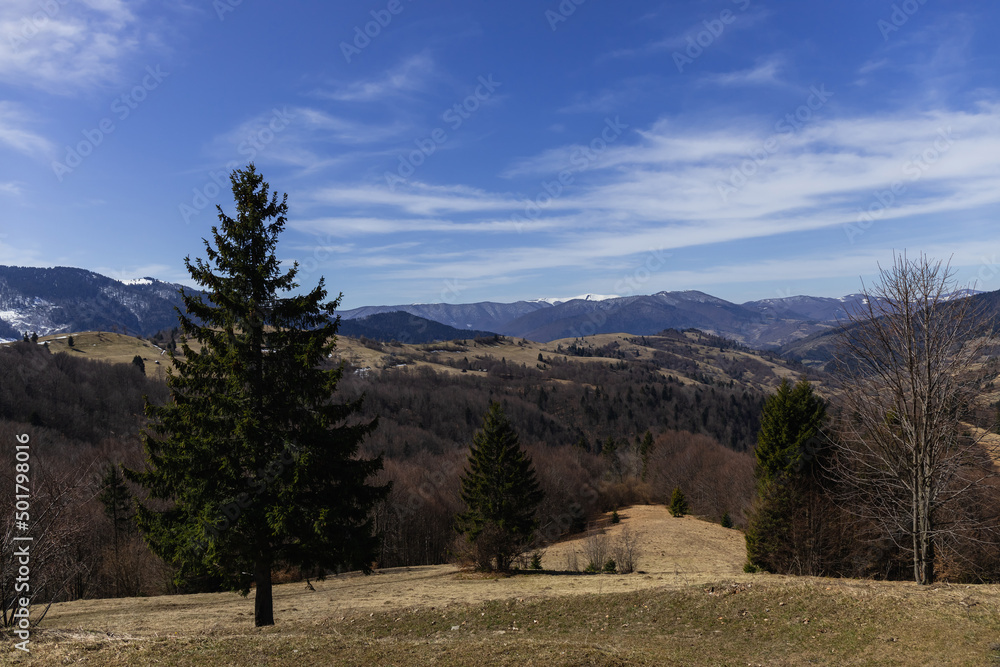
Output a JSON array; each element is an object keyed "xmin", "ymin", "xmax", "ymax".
[
  {"xmin": 371, "ymin": 430, "xmax": 753, "ymax": 569},
  {"xmin": 345, "ymin": 354, "xmax": 766, "ymax": 456},
  {"xmin": 0, "ymin": 341, "xmax": 171, "ymax": 622},
  {"xmin": 338, "ymin": 355, "xmax": 762, "ymax": 568}
]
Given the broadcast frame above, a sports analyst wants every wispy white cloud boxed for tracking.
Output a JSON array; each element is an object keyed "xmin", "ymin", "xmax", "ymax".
[
  {"xmin": 304, "ymin": 182, "xmax": 522, "ymax": 217},
  {"xmin": 604, "ymin": 8, "xmax": 770, "ymax": 60},
  {"xmin": 317, "ymin": 54, "xmax": 435, "ymax": 103},
  {"xmin": 0, "ymin": 0, "xmax": 139, "ymax": 92},
  {"xmin": 0, "ymin": 182, "xmax": 22, "ymax": 196},
  {"xmin": 700, "ymin": 57, "xmax": 786, "ymax": 87},
  {"xmin": 205, "ymin": 106, "xmax": 411, "ymax": 172},
  {"xmin": 298, "ymin": 103, "xmax": 1000, "ymax": 287},
  {"xmin": 0, "ymin": 102, "xmax": 53, "ymax": 157},
  {"xmin": 557, "ymin": 77, "xmax": 656, "ymax": 114}
]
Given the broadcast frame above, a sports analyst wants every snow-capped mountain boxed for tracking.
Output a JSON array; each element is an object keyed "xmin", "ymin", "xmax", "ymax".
[
  {"xmin": 2, "ymin": 265, "xmax": 993, "ymax": 351},
  {"xmin": 0, "ymin": 266, "xmax": 190, "ymax": 342},
  {"xmin": 529, "ymin": 294, "xmax": 621, "ymax": 305}
]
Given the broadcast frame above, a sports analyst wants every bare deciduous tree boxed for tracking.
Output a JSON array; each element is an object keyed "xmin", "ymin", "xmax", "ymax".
[{"xmin": 834, "ymin": 253, "xmax": 998, "ymax": 585}]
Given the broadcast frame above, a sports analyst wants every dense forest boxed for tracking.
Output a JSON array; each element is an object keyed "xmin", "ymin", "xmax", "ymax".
[{"xmin": 0, "ymin": 329, "xmax": 766, "ymax": 604}]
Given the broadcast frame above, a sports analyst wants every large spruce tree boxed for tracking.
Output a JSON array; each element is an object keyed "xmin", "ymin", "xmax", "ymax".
[
  {"xmin": 457, "ymin": 402, "xmax": 543, "ymax": 572},
  {"xmin": 127, "ymin": 164, "xmax": 387, "ymax": 627},
  {"xmin": 745, "ymin": 378, "xmax": 830, "ymax": 574}
]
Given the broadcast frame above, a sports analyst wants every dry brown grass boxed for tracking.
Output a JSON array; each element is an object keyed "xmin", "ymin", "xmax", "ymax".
[
  {"xmin": 9, "ymin": 505, "xmax": 1000, "ymax": 665},
  {"xmin": 37, "ymin": 506, "xmax": 743, "ymax": 635}
]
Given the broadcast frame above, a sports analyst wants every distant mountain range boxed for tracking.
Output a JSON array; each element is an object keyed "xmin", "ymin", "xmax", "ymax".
[
  {"xmin": 0, "ymin": 266, "xmax": 990, "ymax": 364},
  {"xmin": 0, "ymin": 266, "xmax": 189, "ymax": 340},
  {"xmin": 337, "ymin": 291, "xmax": 889, "ymax": 348}
]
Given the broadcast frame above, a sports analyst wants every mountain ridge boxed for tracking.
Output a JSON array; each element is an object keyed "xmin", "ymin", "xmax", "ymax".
[{"xmin": 0, "ymin": 265, "xmax": 989, "ymax": 354}]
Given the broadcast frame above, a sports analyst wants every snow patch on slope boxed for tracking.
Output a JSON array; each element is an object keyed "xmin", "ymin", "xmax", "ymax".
[{"xmin": 530, "ymin": 294, "xmax": 620, "ymax": 305}]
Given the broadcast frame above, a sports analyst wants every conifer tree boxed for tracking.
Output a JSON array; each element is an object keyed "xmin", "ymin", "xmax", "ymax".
[
  {"xmin": 744, "ymin": 378, "xmax": 828, "ymax": 574},
  {"xmin": 669, "ymin": 486, "xmax": 688, "ymax": 517},
  {"xmin": 99, "ymin": 464, "xmax": 134, "ymax": 546},
  {"xmin": 639, "ymin": 430, "xmax": 654, "ymax": 480},
  {"xmin": 127, "ymin": 164, "xmax": 387, "ymax": 627},
  {"xmin": 457, "ymin": 402, "xmax": 543, "ymax": 572},
  {"xmin": 99, "ymin": 464, "xmax": 134, "ymax": 597}
]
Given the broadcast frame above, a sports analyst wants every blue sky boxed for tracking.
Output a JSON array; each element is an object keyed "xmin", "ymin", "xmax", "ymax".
[{"xmin": 2, "ymin": 0, "xmax": 1000, "ymax": 309}]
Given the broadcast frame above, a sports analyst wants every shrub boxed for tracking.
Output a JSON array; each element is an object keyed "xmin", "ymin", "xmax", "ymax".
[
  {"xmin": 721, "ymin": 512, "xmax": 734, "ymax": 529},
  {"xmin": 610, "ymin": 510, "xmax": 620, "ymax": 524},
  {"xmin": 583, "ymin": 529, "xmax": 609, "ymax": 573},
  {"xmin": 603, "ymin": 559, "xmax": 617, "ymax": 574},
  {"xmin": 530, "ymin": 551, "xmax": 543, "ymax": 570},
  {"xmin": 612, "ymin": 525, "xmax": 642, "ymax": 574},
  {"xmin": 669, "ymin": 487, "xmax": 689, "ymax": 517}
]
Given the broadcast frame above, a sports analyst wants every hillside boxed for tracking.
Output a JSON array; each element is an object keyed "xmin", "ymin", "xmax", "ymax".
[
  {"xmin": 0, "ymin": 266, "xmax": 190, "ymax": 341},
  {"xmin": 336, "ymin": 311, "xmax": 497, "ymax": 344},
  {"xmin": 30, "ymin": 326, "xmax": 816, "ymax": 454}
]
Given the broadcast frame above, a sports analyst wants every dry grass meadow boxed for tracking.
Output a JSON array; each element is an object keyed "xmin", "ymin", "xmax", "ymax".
[{"xmin": 8, "ymin": 505, "xmax": 1000, "ymax": 665}]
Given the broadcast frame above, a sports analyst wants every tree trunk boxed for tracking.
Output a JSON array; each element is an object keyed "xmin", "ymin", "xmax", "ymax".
[{"xmin": 254, "ymin": 558, "xmax": 274, "ymax": 627}]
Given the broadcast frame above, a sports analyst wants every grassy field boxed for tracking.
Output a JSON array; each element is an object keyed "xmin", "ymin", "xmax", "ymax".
[{"xmin": 8, "ymin": 506, "xmax": 1000, "ymax": 665}]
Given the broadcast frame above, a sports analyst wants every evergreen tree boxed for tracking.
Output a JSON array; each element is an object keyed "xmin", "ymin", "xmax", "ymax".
[
  {"xmin": 639, "ymin": 430, "xmax": 654, "ymax": 480},
  {"xmin": 67, "ymin": 335, "xmax": 74, "ymax": 348},
  {"xmin": 744, "ymin": 378, "xmax": 829, "ymax": 574},
  {"xmin": 99, "ymin": 464, "xmax": 134, "ymax": 596},
  {"xmin": 754, "ymin": 378, "xmax": 826, "ymax": 482},
  {"xmin": 131, "ymin": 354, "xmax": 145, "ymax": 375},
  {"xmin": 456, "ymin": 402, "xmax": 543, "ymax": 572},
  {"xmin": 126, "ymin": 164, "xmax": 388, "ymax": 627},
  {"xmin": 669, "ymin": 486, "xmax": 688, "ymax": 517},
  {"xmin": 99, "ymin": 464, "xmax": 134, "ymax": 542}
]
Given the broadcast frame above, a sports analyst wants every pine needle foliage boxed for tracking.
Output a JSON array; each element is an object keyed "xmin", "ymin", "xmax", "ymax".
[
  {"xmin": 457, "ymin": 402, "xmax": 543, "ymax": 572},
  {"xmin": 669, "ymin": 486, "xmax": 689, "ymax": 517},
  {"xmin": 126, "ymin": 165, "xmax": 388, "ymax": 627},
  {"xmin": 745, "ymin": 378, "xmax": 828, "ymax": 574}
]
